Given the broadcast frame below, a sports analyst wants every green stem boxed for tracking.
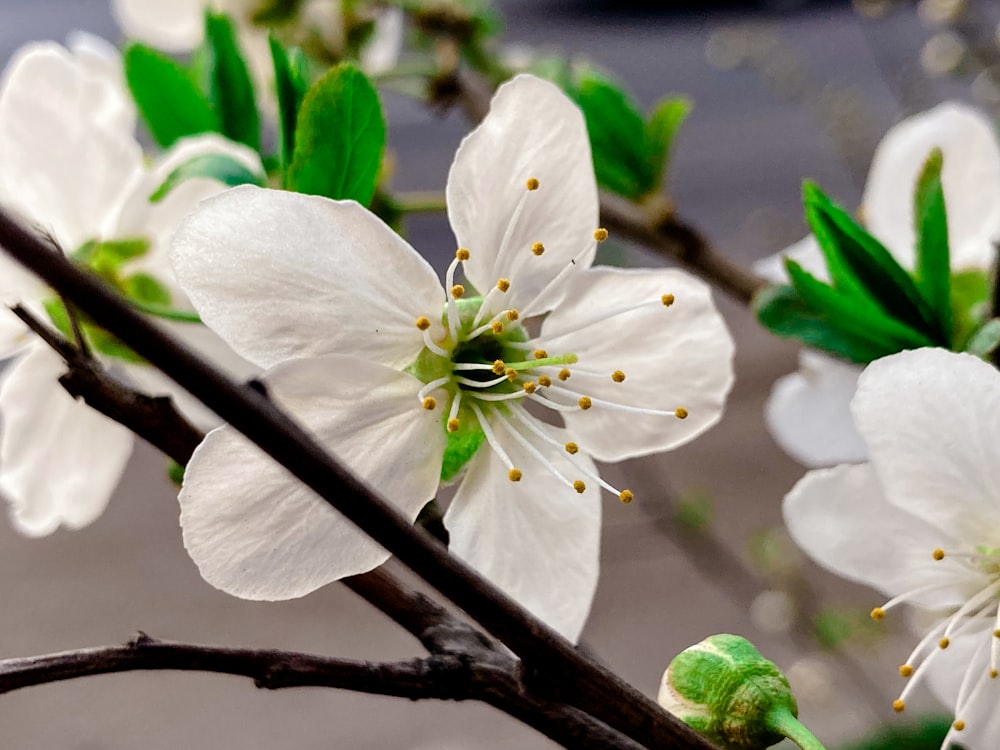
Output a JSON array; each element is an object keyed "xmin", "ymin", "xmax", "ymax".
[
  {"xmin": 394, "ymin": 190, "xmax": 448, "ymax": 214},
  {"xmin": 129, "ymin": 300, "xmax": 202, "ymax": 323},
  {"xmin": 766, "ymin": 708, "xmax": 827, "ymax": 750}
]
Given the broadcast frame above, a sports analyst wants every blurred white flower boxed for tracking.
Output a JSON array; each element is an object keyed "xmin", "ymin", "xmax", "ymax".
[
  {"xmin": 170, "ymin": 74, "xmax": 735, "ymax": 642},
  {"xmin": 784, "ymin": 348, "xmax": 1000, "ymax": 750},
  {"xmin": 0, "ymin": 40, "xmax": 259, "ymax": 535},
  {"xmin": 756, "ymin": 102, "xmax": 1000, "ymax": 466}
]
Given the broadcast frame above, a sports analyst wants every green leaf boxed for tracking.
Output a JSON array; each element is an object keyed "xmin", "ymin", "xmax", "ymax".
[
  {"xmin": 951, "ymin": 269, "xmax": 991, "ymax": 349},
  {"xmin": 43, "ymin": 297, "xmax": 145, "ymax": 363},
  {"xmin": 838, "ymin": 716, "xmax": 954, "ymax": 750},
  {"xmin": 965, "ymin": 318, "xmax": 1000, "ymax": 358},
  {"xmin": 149, "ymin": 152, "xmax": 266, "ymax": 203},
  {"xmin": 269, "ymin": 35, "xmax": 311, "ymax": 171},
  {"xmin": 204, "ymin": 11, "xmax": 260, "ymax": 151},
  {"xmin": 124, "ymin": 43, "xmax": 217, "ymax": 148},
  {"xmin": 645, "ymin": 96, "xmax": 691, "ymax": 191},
  {"xmin": 913, "ymin": 148, "xmax": 952, "ymax": 342},
  {"xmin": 803, "ymin": 182, "xmax": 945, "ymax": 343},
  {"xmin": 121, "ymin": 273, "xmax": 172, "ymax": 306},
  {"xmin": 285, "ymin": 63, "xmax": 386, "ymax": 205},
  {"xmin": 73, "ymin": 238, "xmax": 150, "ymax": 267},
  {"xmin": 167, "ymin": 459, "xmax": 186, "ymax": 487}
]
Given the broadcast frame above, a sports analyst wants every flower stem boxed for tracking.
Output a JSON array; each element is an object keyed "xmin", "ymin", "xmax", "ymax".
[
  {"xmin": 766, "ymin": 708, "xmax": 827, "ymax": 750},
  {"xmin": 395, "ymin": 190, "xmax": 448, "ymax": 214}
]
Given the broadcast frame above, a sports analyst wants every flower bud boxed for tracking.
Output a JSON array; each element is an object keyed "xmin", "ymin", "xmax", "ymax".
[{"xmin": 659, "ymin": 634, "xmax": 824, "ymax": 750}]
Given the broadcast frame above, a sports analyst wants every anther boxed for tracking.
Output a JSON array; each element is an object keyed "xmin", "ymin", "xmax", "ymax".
[
  {"xmin": 455, "ymin": 247, "xmax": 470, "ymax": 261},
  {"xmin": 533, "ymin": 349, "xmax": 548, "ymax": 359},
  {"xmin": 415, "ymin": 316, "xmax": 431, "ymax": 330},
  {"xmin": 578, "ymin": 396, "xmax": 592, "ymax": 410},
  {"xmin": 612, "ymin": 370, "xmax": 625, "ymax": 383},
  {"xmin": 526, "ymin": 177, "xmax": 540, "ymax": 191},
  {"xmin": 497, "ymin": 278, "xmax": 510, "ymax": 292},
  {"xmin": 492, "ymin": 360, "xmax": 506, "ymax": 375},
  {"xmin": 899, "ymin": 665, "xmax": 914, "ymax": 678},
  {"xmin": 506, "ymin": 309, "xmax": 519, "ymax": 321},
  {"xmin": 447, "ymin": 418, "xmax": 460, "ymax": 432},
  {"xmin": 674, "ymin": 407, "xmax": 689, "ymax": 419},
  {"xmin": 505, "ymin": 368, "xmax": 518, "ymax": 382},
  {"xmin": 558, "ymin": 368, "xmax": 571, "ymax": 381},
  {"xmin": 451, "ymin": 284, "xmax": 465, "ymax": 299},
  {"xmin": 523, "ymin": 382, "xmax": 537, "ymax": 394},
  {"xmin": 573, "ymin": 480, "xmax": 586, "ymax": 494},
  {"xmin": 565, "ymin": 442, "xmax": 579, "ymax": 455},
  {"xmin": 422, "ymin": 397, "xmax": 437, "ymax": 410},
  {"xmin": 993, "ymin": 669, "xmax": 999, "ymax": 679},
  {"xmin": 871, "ymin": 607, "xmax": 886, "ymax": 621},
  {"xmin": 491, "ymin": 321, "xmax": 504, "ymax": 334},
  {"xmin": 939, "ymin": 638, "xmax": 950, "ymax": 649},
  {"xmin": 892, "ymin": 699, "xmax": 905, "ymax": 713},
  {"xmin": 954, "ymin": 720, "xmax": 966, "ymax": 731},
  {"xmin": 531, "ymin": 242, "xmax": 545, "ymax": 256},
  {"xmin": 994, "ymin": 630, "xmax": 1000, "ymax": 638},
  {"xmin": 508, "ymin": 468, "xmax": 523, "ymax": 482},
  {"xmin": 932, "ymin": 548, "xmax": 945, "ymax": 561},
  {"xmin": 538, "ymin": 375, "xmax": 552, "ymax": 387},
  {"xmin": 593, "ymin": 227, "xmax": 609, "ymax": 242},
  {"xmin": 619, "ymin": 489, "xmax": 634, "ymax": 504},
  {"xmin": 662, "ymin": 294, "xmax": 675, "ymax": 307}
]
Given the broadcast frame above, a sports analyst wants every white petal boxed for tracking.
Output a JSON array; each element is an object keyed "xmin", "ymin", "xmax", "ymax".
[
  {"xmin": 752, "ymin": 234, "xmax": 829, "ymax": 284},
  {"xmin": 0, "ymin": 344, "xmax": 134, "ymax": 536},
  {"xmin": 170, "ymin": 186, "xmax": 446, "ymax": 370},
  {"xmin": 853, "ymin": 349, "xmax": 1000, "ymax": 540},
  {"xmin": 361, "ymin": 6, "xmax": 404, "ymax": 74},
  {"xmin": 863, "ymin": 102, "xmax": 1000, "ymax": 270},
  {"xmin": 180, "ymin": 355, "xmax": 446, "ymax": 599},
  {"xmin": 447, "ymin": 75, "xmax": 599, "ymax": 314},
  {"xmin": 783, "ymin": 463, "xmax": 977, "ymax": 609},
  {"xmin": 765, "ymin": 351, "xmax": 867, "ymax": 467},
  {"xmin": 537, "ymin": 267, "xmax": 734, "ymax": 462},
  {"xmin": 444, "ymin": 420, "xmax": 600, "ymax": 643},
  {"xmin": 65, "ymin": 31, "xmax": 135, "ymax": 136},
  {"xmin": 112, "ymin": 0, "xmax": 206, "ymax": 51}
]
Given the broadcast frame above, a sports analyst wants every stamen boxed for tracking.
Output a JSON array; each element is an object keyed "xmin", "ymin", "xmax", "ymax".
[
  {"xmin": 453, "ymin": 362, "xmax": 500, "ymax": 372},
  {"xmin": 447, "ymin": 418, "xmax": 460, "ymax": 432},
  {"xmin": 472, "ymin": 281, "xmax": 512, "ymax": 328},
  {"xmin": 523, "ymin": 382, "xmax": 537, "ymax": 394},
  {"xmin": 472, "ymin": 390, "xmax": 530, "ymax": 402},
  {"xmin": 558, "ymin": 368, "xmax": 571, "ymax": 381},
  {"xmin": 533, "ymin": 349, "xmax": 548, "ymax": 359},
  {"xmin": 593, "ymin": 227, "xmax": 608, "ymax": 242},
  {"xmin": 445, "ymin": 249, "xmax": 467, "ymax": 341},
  {"xmin": 469, "ymin": 402, "xmax": 518, "ymax": 476},
  {"xmin": 491, "ymin": 321, "xmax": 504, "ymax": 334},
  {"xmin": 519, "ymin": 239, "xmax": 600, "ymax": 318},
  {"xmin": 497, "ymin": 278, "xmax": 510, "ymax": 292},
  {"xmin": 565, "ymin": 442, "xmax": 579, "ymax": 454},
  {"xmin": 492, "ymin": 180, "xmax": 537, "ymax": 278},
  {"xmin": 526, "ymin": 177, "xmax": 540, "ymax": 191},
  {"xmin": 573, "ymin": 480, "xmax": 586, "ymax": 493},
  {"xmin": 531, "ymin": 242, "xmax": 545, "ymax": 256},
  {"xmin": 492, "ymin": 412, "xmax": 580, "ymax": 491},
  {"xmin": 418, "ymin": 376, "xmax": 451, "ymax": 401},
  {"xmin": 543, "ymin": 385, "xmax": 690, "ymax": 419},
  {"xmin": 456, "ymin": 247, "xmax": 471, "ymax": 261},
  {"xmin": 933, "ymin": 548, "xmax": 945, "ymax": 561},
  {"xmin": 899, "ymin": 665, "xmax": 914, "ymax": 678},
  {"xmin": 422, "ymin": 328, "xmax": 449, "ymax": 357},
  {"xmin": 415, "ymin": 316, "xmax": 431, "ymax": 330},
  {"xmin": 506, "ymin": 309, "xmax": 519, "ymax": 321},
  {"xmin": 612, "ymin": 370, "xmax": 625, "ymax": 383},
  {"xmin": 578, "ymin": 396, "xmax": 592, "ymax": 410},
  {"xmin": 447, "ymin": 391, "xmax": 462, "ymax": 432},
  {"xmin": 892, "ymin": 699, "xmax": 905, "ymax": 713},
  {"xmin": 662, "ymin": 294, "xmax": 675, "ymax": 307},
  {"xmin": 538, "ymin": 375, "xmax": 552, "ymax": 387},
  {"xmin": 675, "ymin": 407, "xmax": 689, "ymax": 419},
  {"xmin": 466, "ymin": 308, "xmax": 515, "ymax": 340},
  {"xmin": 509, "ymin": 469, "xmax": 523, "ymax": 482},
  {"xmin": 451, "ymin": 284, "xmax": 465, "ymax": 299},
  {"xmin": 505, "ymin": 368, "xmax": 518, "ymax": 382},
  {"xmin": 422, "ymin": 397, "xmax": 437, "ymax": 410},
  {"xmin": 454, "ymin": 374, "xmax": 510, "ymax": 389},
  {"xmin": 540, "ymin": 297, "xmax": 676, "ymax": 341},
  {"xmin": 619, "ymin": 490, "xmax": 634, "ymax": 504},
  {"xmin": 492, "ymin": 360, "xmax": 506, "ymax": 375}
]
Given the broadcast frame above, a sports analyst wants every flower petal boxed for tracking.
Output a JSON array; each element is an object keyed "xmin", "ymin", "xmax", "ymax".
[
  {"xmin": 444, "ymin": 419, "xmax": 600, "ymax": 643},
  {"xmin": 784, "ymin": 463, "xmax": 976, "ymax": 608},
  {"xmin": 112, "ymin": 0, "xmax": 205, "ymax": 51},
  {"xmin": 447, "ymin": 75, "xmax": 599, "ymax": 314},
  {"xmin": 170, "ymin": 185, "xmax": 446, "ymax": 370},
  {"xmin": 0, "ymin": 344, "xmax": 134, "ymax": 536},
  {"xmin": 863, "ymin": 102, "xmax": 1000, "ymax": 269},
  {"xmin": 853, "ymin": 349, "xmax": 1000, "ymax": 540},
  {"xmin": 537, "ymin": 267, "xmax": 734, "ymax": 462},
  {"xmin": 765, "ymin": 351, "xmax": 867, "ymax": 467},
  {"xmin": 180, "ymin": 354, "xmax": 446, "ymax": 599}
]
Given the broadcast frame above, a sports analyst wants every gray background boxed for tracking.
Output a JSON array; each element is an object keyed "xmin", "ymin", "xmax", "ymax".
[{"xmin": 0, "ymin": 1, "xmax": 967, "ymax": 748}]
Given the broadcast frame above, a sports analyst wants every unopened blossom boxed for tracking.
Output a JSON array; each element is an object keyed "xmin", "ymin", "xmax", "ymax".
[
  {"xmin": 756, "ymin": 102, "xmax": 1000, "ymax": 467},
  {"xmin": 0, "ymin": 39, "xmax": 259, "ymax": 535},
  {"xmin": 784, "ymin": 348, "xmax": 1000, "ymax": 750},
  {"xmin": 171, "ymin": 74, "xmax": 734, "ymax": 641}
]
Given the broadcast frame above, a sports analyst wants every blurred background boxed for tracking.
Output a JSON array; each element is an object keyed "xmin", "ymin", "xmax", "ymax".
[{"xmin": 0, "ymin": 0, "xmax": 993, "ymax": 748}]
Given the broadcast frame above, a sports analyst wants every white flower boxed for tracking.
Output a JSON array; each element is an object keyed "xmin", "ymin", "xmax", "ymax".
[
  {"xmin": 784, "ymin": 348, "xmax": 1000, "ymax": 750},
  {"xmin": 170, "ymin": 74, "xmax": 735, "ymax": 641},
  {"xmin": 0, "ymin": 40, "xmax": 260, "ymax": 535},
  {"xmin": 756, "ymin": 102, "xmax": 1000, "ymax": 466}
]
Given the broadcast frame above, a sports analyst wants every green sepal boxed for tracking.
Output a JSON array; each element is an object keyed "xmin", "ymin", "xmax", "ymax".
[
  {"xmin": 203, "ymin": 11, "xmax": 261, "ymax": 151},
  {"xmin": 912, "ymin": 148, "xmax": 952, "ymax": 341},
  {"xmin": 149, "ymin": 152, "xmax": 266, "ymax": 203},
  {"xmin": 124, "ymin": 43, "xmax": 218, "ymax": 148},
  {"xmin": 440, "ymin": 414, "xmax": 486, "ymax": 483},
  {"xmin": 645, "ymin": 96, "xmax": 691, "ymax": 191},
  {"xmin": 73, "ymin": 238, "xmax": 150, "ymax": 270},
  {"xmin": 121, "ymin": 273, "xmax": 172, "ymax": 306},
  {"xmin": 284, "ymin": 63, "xmax": 386, "ymax": 206},
  {"xmin": 167, "ymin": 459, "xmax": 186, "ymax": 487},
  {"xmin": 269, "ymin": 35, "xmax": 311, "ymax": 171},
  {"xmin": 803, "ymin": 182, "xmax": 945, "ymax": 343}
]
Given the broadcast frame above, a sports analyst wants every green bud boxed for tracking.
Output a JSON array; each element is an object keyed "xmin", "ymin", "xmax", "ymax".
[{"xmin": 658, "ymin": 634, "xmax": 826, "ymax": 750}]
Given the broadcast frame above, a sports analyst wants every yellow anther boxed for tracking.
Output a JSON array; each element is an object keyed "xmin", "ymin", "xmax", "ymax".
[
  {"xmin": 451, "ymin": 284, "xmax": 465, "ymax": 299},
  {"xmin": 954, "ymin": 720, "xmax": 966, "ymax": 731},
  {"xmin": 573, "ymin": 480, "xmax": 586, "ymax": 494},
  {"xmin": 892, "ymin": 699, "xmax": 905, "ymax": 714},
  {"xmin": 674, "ymin": 407, "xmax": 689, "ymax": 419},
  {"xmin": 565, "ymin": 442, "xmax": 579, "ymax": 455},
  {"xmin": 619, "ymin": 489, "xmax": 634, "ymax": 504},
  {"xmin": 506, "ymin": 309, "xmax": 519, "ymax": 321},
  {"xmin": 523, "ymin": 382, "xmax": 537, "ymax": 394},
  {"xmin": 662, "ymin": 293, "xmax": 675, "ymax": 307},
  {"xmin": 447, "ymin": 418, "xmax": 460, "ymax": 432},
  {"xmin": 533, "ymin": 349, "xmax": 548, "ymax": 359},
  {"xmin": 491, "ymin": 321, "xmax": 504, "ymax": 334},
  {"xmin": 415, "ymin": 316, "xmax": 431, "ymax": 330},
  {"xmin": 870, "ymin": 607, "xmax": 886, "ymax": 621},
  {"xmin": 593, "ymin": 227, "xmax": 609, "ymax": 242},
  {"xmin": 538, "ymin": 375, "xmax": 552, "ymax": 387},
  {"xmin": 508, "ymin": 468, "xmax": 523, "ymax": 482},
  {"xmin": 993, "ymin": 669, "xmax": 999, "ymax": 679},
  {"xmin": 898, "ymin": 664, "xmax": 914, "ymax": 678},
  {"xmin": 526, "ymin": 177, "xmax": 540, "ymax": 191},
  {"xmin": 455, "ymin": 247, "xmax": 470, "ymax": 261},
  {"xmin": 994, "ymin": 629, "xmax": 1000, "ymax": 638},
  {"xmin": 422, "ymin": 397, "xmax": 437, "ymax": 410},
  {"xmin": 939, "ymin": 637, "xmax": 950, "ymax": 649},
  {"xmin": 505, "ymin": 368, "xmax": 518, "ymax": 382},
  {"xmin": 578, "ymin": 396, "xmax": 592, "ymax": 410},
  {"xmin": 492, "ymin": 360, "xmax": 506, "ymax": 375},
  {"xmin": 612, "ymin": 370, "xmax": 625, "ymax": 383},
  {"xmin": 531, "ymin": 242, "xmax": 545, "ymax": 256},
  {"xmin": 932, "ymin": 548, "xmax": 945, "ymax": 561},
  {"xmin": 558, "ymin": 368, "xmax": 571, "ymax": 381},
  {"xmin": 497, "ymin": 278, "xmax": 511, "ymax": 292}
]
